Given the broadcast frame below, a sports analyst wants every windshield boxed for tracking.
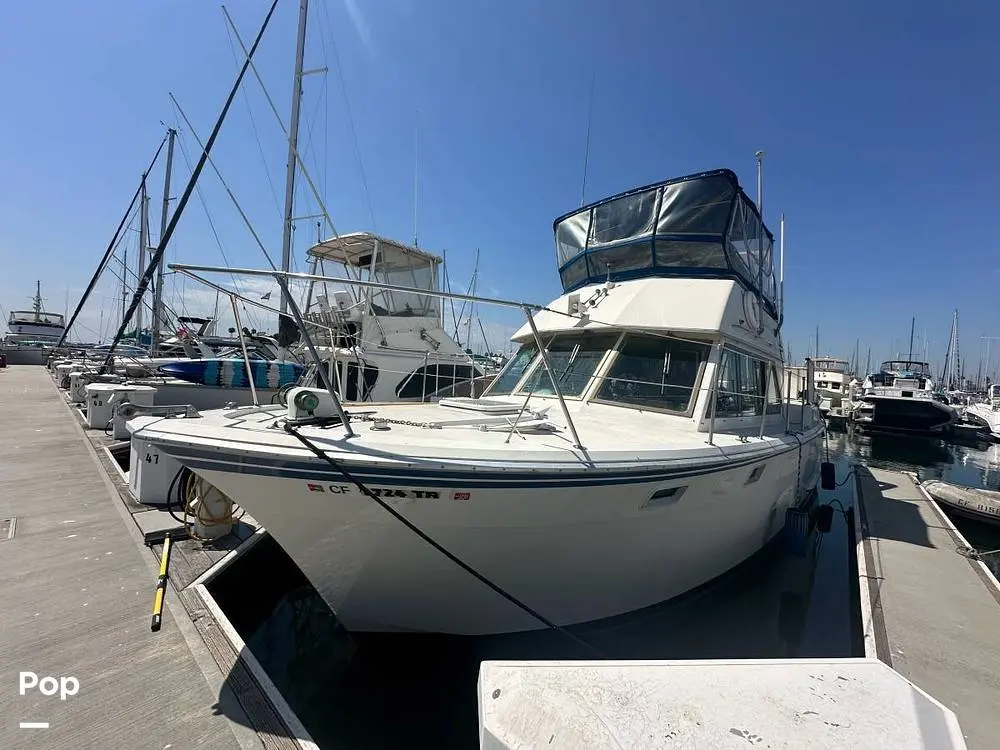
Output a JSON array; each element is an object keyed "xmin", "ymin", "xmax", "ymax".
[
  {"xmin": 486, "ymin": 344, "xmax": 538, "ymax": 395},
  {"xmin": 815, "ymin": 360, "xmax": 847, "ymax": 372},
  {"xmin": 516, "ymin": 333, "xmax": 619, "ymax": 397},
  {"xmin": 881, "ymin": 361, "xmax": 930, "ymax": 376}
]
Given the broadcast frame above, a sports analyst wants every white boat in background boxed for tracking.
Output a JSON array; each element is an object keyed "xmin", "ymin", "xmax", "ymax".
[
  {"xmin": 300, "ymin": 232, "xmax": 485, "ymax": 401},
  {"xmin": 813, "ymin": 357, "xmax": 850, "ymax": 415},
  {"xmin": 966, "ymin": 385, "xmax": 1000, "ymax": 440},
  {"xmin": 2, "ymin": 282, "xmax": 67, "ymax": 365},
  {"xmin": 131, "ymin": 168, "xmax": 824, "ymax": 635}
]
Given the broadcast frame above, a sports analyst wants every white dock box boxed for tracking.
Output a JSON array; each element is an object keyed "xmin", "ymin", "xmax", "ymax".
[{"xmin": 129, "ymin": 433, "xmax": 182, "ymax": 507}]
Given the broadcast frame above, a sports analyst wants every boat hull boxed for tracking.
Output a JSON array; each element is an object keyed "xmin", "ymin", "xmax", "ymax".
[
  {"xmin": 1, "ymin": 347, "xmax": 52, "ymax": 365},
  {"xmin": 865, "ymin": 396, "xmax": 956, "ymax": 433},
  {"xmin": 163, "ymin": 436, "xmax": 822, "ymax": 634},
  {"xmin": 157, "ymin": 359, "xmax": 303, "ymax": 388},
  {"xmin": 965, "ymin": 405, "xmax": 1000, "ymax": 441}
]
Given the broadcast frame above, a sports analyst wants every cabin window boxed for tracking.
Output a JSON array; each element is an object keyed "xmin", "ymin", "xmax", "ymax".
[
  {"xmin": 715, "ymin": 349, "xmax": 774, "ymax": 417},
  {"xmin": 596, "ymin": 335, "xmax": 709, "ymax": 413},
  {"xmin": 487, "ymin": 344, "xmax": 539, "ymax": 395},
  {"xmin": 517, "ymin": 333, "xmax": 618, "ymax": 397},
  {"xmin": 396, "ymin": 364, "xmax": 478, "ymax": 399}
]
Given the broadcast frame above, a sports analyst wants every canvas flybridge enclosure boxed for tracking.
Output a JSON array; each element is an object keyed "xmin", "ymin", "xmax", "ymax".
[
  {"xmin": 553, "ymin": 169, "xmax": 778, "ymax": 322},
  {"xmin": 307, "ymin": 232, "xmax": 442, "ymax": 318}
]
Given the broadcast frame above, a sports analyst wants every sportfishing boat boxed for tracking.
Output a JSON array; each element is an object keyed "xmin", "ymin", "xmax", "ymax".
[
  {"xmin": 299, "ymin": 232, "xmax": 485, "ymax": 401},
  {"xmin": 130, "ymin": 168, "xmax": 824, "ymax": 635},
  {"xmin": 813, "ymin": 357, "xmax": 850, "ymax": 415},
  {"xmin": 2, "ymin": 282, "xmax": 67, "ymax": 365},
  {"xmin": 855, "ymin": 360, "xmax": 957, "ymax": 433},
  {"xmin": 966, "ymin": 384, "xmax": 1000, "ymax": 440}
]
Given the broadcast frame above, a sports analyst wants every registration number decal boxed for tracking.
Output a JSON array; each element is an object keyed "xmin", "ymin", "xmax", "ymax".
[{"xmin": 305, "ymin": 483, "xmax": 470, "ymax": 501}]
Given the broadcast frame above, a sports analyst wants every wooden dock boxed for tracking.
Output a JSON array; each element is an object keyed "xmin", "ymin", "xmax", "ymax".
[
  {"xmin": 856, "ymin": 465, "xmax": 1000, "ymax": 750},
  {"xmin": 0, "ymin": 365, "xmax": 297, "ymax": 749}
]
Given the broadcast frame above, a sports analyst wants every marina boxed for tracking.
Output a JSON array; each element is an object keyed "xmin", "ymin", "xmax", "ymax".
[
  {"xmin": 5, "ymin": 355, "xmax": 1000, "ymax": 747},
  {"xmin": 3, "ymin": 2, "xmax": 1000, "ymax": 748}
]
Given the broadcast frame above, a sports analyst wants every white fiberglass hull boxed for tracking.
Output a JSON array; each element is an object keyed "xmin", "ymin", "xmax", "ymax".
[
  {"xmin": 169, "ymin": 437, "xmax": 821, "ymax": 635},
  {"xmin": 966, "ymin": 404, "xmax": 1000, "ymax": 440}
]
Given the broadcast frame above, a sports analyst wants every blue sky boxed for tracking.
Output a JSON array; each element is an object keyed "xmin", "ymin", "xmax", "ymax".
[{"xmin": 1, "ymin": 1, "xmax": 997, "ymax": 376}]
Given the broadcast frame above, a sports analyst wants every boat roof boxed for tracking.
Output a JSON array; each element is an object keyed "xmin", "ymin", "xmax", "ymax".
[{"xmin": 307, "ymin": 232, "xmax": 443, "ymax": 269}]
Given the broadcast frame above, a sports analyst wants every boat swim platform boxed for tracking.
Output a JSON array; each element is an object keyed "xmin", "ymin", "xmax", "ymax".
[
  {"xmin": 855, "ymin": 465, "xmax": 1000, "ymax": 750},
  {"xmin": 0, "ymin": 365, "xmax": 310, "ymax": 749}
]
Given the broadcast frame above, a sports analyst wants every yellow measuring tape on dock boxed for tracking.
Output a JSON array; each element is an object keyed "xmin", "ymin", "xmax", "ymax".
[{"xmin": 150, "ymin": 533, "xmax": 173, "ymax": 632}]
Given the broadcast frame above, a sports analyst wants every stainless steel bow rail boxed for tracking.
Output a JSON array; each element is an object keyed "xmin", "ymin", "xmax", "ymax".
[{"xmin": 168, "ymin": 262, "xmax": 589, "ymax": 451}]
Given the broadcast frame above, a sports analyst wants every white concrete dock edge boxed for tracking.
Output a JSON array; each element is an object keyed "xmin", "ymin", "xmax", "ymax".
[
  {"xmin": 478, "ymin": 658, "xmax": 967, "ymax": 749},
  {"xmin": 851, "ymin": 464, "xmax": 878, "ymax": 659},
  {"xmin": 194, "ymin": 583, "xmax": 320, "ymax": 750}
]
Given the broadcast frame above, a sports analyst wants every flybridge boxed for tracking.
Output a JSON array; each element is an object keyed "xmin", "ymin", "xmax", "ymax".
[{"xmin": 552, "ymin": 169, "xmax": 778, "ymax": 321}]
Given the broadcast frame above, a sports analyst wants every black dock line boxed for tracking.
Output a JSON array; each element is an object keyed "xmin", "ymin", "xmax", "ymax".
[{"xmin": 283, "ymin": 422, "xmax": 606, "ymax": 658}]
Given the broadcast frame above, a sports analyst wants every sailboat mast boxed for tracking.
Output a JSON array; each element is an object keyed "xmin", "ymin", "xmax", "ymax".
[
  {"xmin": 278, "ymin": 0, "xmax": 310, "ymax": 315},
  {"xmin": 151, "ymin": 128, "xmax": 176, "ymax": 356},
  {"xmin": 136, "ymin": 178, "xmax": 149, "ymax": 339}
]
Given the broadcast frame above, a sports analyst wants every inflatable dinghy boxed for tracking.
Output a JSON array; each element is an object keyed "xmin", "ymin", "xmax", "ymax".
[{"xmin": 921, "ymin": 479, "xmax": 1000, "ymax": 527}]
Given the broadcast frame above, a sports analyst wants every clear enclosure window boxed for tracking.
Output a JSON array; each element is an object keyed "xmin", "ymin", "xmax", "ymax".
[
  {"xmin": 596, "ymin": 335, "xmax": 709, "ymax": 412},
  {"xmin": 517, "ymin": 333, "xmax": 618, "ymax": 397},
  {"xmin": 487, "ymin": 344, "xmax": 539, "ymax": 395}
]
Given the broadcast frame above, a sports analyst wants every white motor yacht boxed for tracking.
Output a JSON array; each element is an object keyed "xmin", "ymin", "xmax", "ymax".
[
  {"xmin": 2, "ymin": 282, "xmax": 67, "ymax": 365},
  {"xmin": 813, "ymin": 357, "xmax": 851, "ymax": 415},
  {"xmin": 966, "ymin": 384, "xmax": 1000, "ymax": 440},
  {"xmin": 130, "ymin": 169, "xmax": 824, "ymax": 635}
]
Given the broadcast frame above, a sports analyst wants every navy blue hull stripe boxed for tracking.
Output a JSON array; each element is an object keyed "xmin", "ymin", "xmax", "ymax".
[{"xmin": 158, "ymin": 441, "xmax": 806, "ymax": 489}]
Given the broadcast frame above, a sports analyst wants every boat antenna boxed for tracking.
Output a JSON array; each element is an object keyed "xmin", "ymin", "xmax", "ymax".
[
  {"xmin": 908, "ymin": 315, "xmax": 915, "ymax": 361},
  {"xmin": 754, "ymin": 150, "xmax": 765, "ymax": 318},
  {"xmin": 580, "ymin": 70, "xmax": 596, "ymax": 207},
  {"xmin": 754, "ymin": 150, "xmax": 765, "ymax": 214},
  {"xmin": 98, "ymin": 0, "xmax": 279, "ymax": 375},
  {"xmin": 413, "ymin": 110, "xmax": 418, "ymax": 246},
  {"xmin": 778, "ymin": 213, "xmax": 785, "ymax": 324}
]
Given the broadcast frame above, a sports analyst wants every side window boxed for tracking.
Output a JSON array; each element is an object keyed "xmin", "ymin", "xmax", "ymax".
[
  {"xmin": 715, "ymin": 349, "xmax": 768, "ymax": 417},
  {"xmin": 596, "ymin": 335, "xmax": 709, "ymax": 412},
  {"xmin": 486, "ymin": 344, "xmax": 538, "ymax": 396}
]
